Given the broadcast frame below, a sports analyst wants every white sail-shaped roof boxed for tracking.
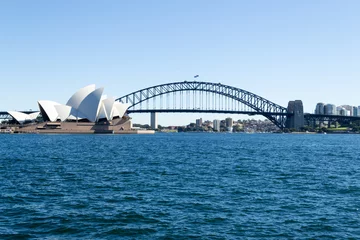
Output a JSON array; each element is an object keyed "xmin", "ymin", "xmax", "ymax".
[
  {"xmin": 77, "ymin": 87, "xmax": 104, "ymax": 122},
  {"xmin": 95, "ymin": 95, "xmax": 110, "ymax": 120},
  {"xmin": 36, "ymin": 84, "xmax": 130, "ymax": 123},
  {"xmin": 112, "ymin": 102, "xmax": 130, "ymax": 119},
  {"xmin": 8, "ymin": 111, "xmax": 39, "ymax": 124},
  {"xmin": 38, "ymin": 100, "xmax": 61, "ymax": 122},
  {"xmin": 67, "ymin": 107, "xmax": 88, "ymax": 120},
  {"xmin": 54, "ymin": 105, "xmax": 72, "ymax": 122},
  {"xmin": 29, "ymin": 112, "xmax": 40, "ymax": 120},
  {"xmin": 97, "ymin": 104, "xmax": 108, "ymax": 120},
  {"xmin": 66, "ymin": 84, "xmax": 96, "ymax": 110},
  {"xmin": 112, "ymin": 107, "xmax": 119, "ymax": 118},
  {"xmin": 101, "ymin": 97, "xmax": 115, "ymax": 121}
]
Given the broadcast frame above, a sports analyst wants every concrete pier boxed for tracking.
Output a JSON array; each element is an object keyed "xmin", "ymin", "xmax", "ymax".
[
  {"xmin": 13, "ymin": 118, "xmax": 155, "ymax": 134},
  {"xmin": 151, "ymin": 112, "xmax": 157, "ymax": 130}
]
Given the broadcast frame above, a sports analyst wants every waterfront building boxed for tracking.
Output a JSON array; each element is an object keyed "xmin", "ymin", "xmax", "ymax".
[
  {"xmin": 315, "ymin": 103, "xmax": 325, "ymax": 114},
  {"xmin": 325, "ymin": 104, "xmax": 336, "ymax": 115},
  {"xmin": 225, "ymin": 117, "xmax": 233, "ymax": 127},
  {"xmin": 196, "ymin": 118, "xmax": 203, "ymax": 127},
  {"xmin": 38, "ymin": 84, "xmax": 129, "ymax": 123},
  {"xmin": 353, "ymin": 106, "xmax": 358, "ymax": 117},
  {"xmin": 341, "ymin": 105, "xmax": 353, "ymax": 116},
  {"xmin": 336, "ymin": 106, "xmax": 341, "ymax": 115},
  {"xmin": 213, "ymin": 119, "xmax": 221, "ymax": 132},
  {"xmin": 337, "ymin": 107, "xmax": 347, "ymax": 116},
  {"xmin": 225, "ymin": 117, "xmax": 233, "ymax": 132},
  {"xmin": 9, "ymin": 84, "xmax": 130, "ymax": 124}
]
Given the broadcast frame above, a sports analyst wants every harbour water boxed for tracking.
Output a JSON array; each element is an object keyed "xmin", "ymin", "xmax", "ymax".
[{"xmin": 1, "ymin": 133, "xmax": 360, "ymax": 239}]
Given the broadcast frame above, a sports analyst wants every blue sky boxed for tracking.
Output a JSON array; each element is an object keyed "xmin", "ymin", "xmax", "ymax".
[{"xmin": 1, "ymin": 1, "xmax": 359, "ymax": 125}]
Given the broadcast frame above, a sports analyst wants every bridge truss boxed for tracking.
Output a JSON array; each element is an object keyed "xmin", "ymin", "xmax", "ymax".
[{"xmin": 116, "ymin": 81, "xmax": 289, "ymax": 129}]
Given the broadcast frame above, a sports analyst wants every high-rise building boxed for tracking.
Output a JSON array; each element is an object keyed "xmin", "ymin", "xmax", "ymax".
[
  {"xmin": 353, "ymin": 106, "xmax": 358, "ymax": 117},
  {"xmin": 337, "ymin": 107, "xmax": 347, "ymax": 116},
  {"xmin": 196, "ymin": 118, "xmax": 203, "ymax": 127},
  {"xmin": 341, "ymin": 105, "xmax": 353, "ymax": 116},
  {"xmin": 336, "ymin": 106, "xmax": 341, "ymax": 115},
  {"xmin": 213, "ymin": 119, "xmax": 221, "ymax": 132},
  {"xmin": 225, "ymin": 117, "xmax": 233, "ymax": 127},
  {"xmin": 225, "ymin": 117, "xmax": 233, "ymax": 132},
  {"xmin": 315, "ymin": 103, "xmax": 325, "ymax": 114},
  {"xmin": 325, "ymin": 104, "xmax": 336, "ymax": 115}
]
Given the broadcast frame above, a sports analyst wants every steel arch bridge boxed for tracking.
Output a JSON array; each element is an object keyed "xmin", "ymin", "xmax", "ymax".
[{"xmin": 116, "ymin": 81, "xmax": 289, "ymax": 129}]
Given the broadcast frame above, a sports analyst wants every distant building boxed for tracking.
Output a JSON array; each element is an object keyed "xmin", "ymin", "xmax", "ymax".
[
  {"xmin": 315, "ymin": 103, "xmax": 325, "ymax": 114},
  {"xmin": 353, "ymin": 106, "xmax": 358, "ymax": 117},
  {"xmin": 336, "ymin": 106, "xmax": 341, "ymax": 115},
  {"xmin": 225, "ymin": 117, "xmax": 233, "ymax": 127},
  {"xmin": 337, "ymin": 107, "xmax": 347, "ymax": 116},
  {"xmin": 225, "ymin": 117, "xmax": 233, "ymax": 132},
  {"xmin": 213, "ymin": 119, "xmax": 221, "ymax": 132},
  {"xmin": 204, "ymin": 120, "xmax": 212, "ymax": 127},
  {"xmin": 325, "ymin": 104, "xmax": 337, "ymax": 115},
  {"xmin": 196, "ymin": 118, "xmax": 203, "ymax": 127},
  {"xmin": 341, "ymin": 105, "xmax": 353, "ymax": 116}
]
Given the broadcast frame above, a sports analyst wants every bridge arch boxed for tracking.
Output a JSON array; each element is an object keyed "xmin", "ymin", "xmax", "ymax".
[{"xmin": 116, "ymin": 81, "xmax": 289, "ymax": 129}]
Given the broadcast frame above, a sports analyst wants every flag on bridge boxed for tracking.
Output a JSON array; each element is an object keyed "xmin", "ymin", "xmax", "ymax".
[{"xmin": 194, "ymin": 75, "xmax": 199, "ymax": 78}]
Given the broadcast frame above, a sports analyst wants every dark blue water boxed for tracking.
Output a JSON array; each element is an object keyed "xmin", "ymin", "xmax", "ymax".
[{"xmin": 1, "ymin": 133, "xmax": 360, "ymax": 239}]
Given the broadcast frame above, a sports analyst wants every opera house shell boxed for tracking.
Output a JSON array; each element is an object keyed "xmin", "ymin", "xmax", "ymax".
[
  {"xmin": 7, "ymin": 111, "xmax": 40, "ymax": 124},
  {"xmin": 7, "ymin": 84, "xmax": 129, "ymax": 126},
  {"xmin": 37, "ymin": 84, "xmax": 130, "ymax": 123}
]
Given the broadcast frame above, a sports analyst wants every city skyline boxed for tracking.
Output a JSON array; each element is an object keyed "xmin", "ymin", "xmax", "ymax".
[
  {"xmin": 1, "ymin": 1, "xmax": 360, "ymax": 125},
  {"xmin": 314, "ymin": 102, "xmax": 360, "ymax": 117}
]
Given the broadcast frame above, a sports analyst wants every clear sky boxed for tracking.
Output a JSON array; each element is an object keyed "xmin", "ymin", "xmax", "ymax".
[{"xmin": 1, "ymin": 1, "xmax": 359, "ymax": 125}]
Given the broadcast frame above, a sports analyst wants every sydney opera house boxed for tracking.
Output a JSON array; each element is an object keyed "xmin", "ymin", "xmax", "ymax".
[{"xmin": 4, "ymin": 84, "xmax": 146, "ymax": 134}]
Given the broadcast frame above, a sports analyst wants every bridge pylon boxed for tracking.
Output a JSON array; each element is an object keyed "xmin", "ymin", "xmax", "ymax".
[
  {"xmin": 150, "ymin": 112, "xmax": 157, "ymax": 130},
  {"xmin": 285, "ymin": 100, "xmax": 304, "ymax": 130}
]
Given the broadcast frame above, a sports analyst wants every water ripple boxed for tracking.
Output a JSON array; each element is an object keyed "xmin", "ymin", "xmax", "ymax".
[{"xmin": 1, "ymin": 133, "xmax": 360, "ymax": 238}]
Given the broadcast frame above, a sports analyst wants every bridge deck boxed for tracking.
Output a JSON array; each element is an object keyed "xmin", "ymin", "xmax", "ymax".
[
  {"xmin": 128, "ymin": 109, "xmax": 291, "ymax": 116},
  {"xmin": 305, "ymin": 113, "xmax": 360, "ymax": 121}
]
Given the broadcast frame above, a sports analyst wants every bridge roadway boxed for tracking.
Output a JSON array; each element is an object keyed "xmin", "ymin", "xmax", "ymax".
[
  {"xmin": 128, "ymin": 109, "xmax": 360, "ymax": 129},
  {"xmin": 127, "ymin": 109, "xmax": 290, "ymax": 116},
  {"xmin": 130, "ymin": 109, "xmax": 360, "ymax": 120},
  {"xmin": 305, "ymin": 113, "xmax": 360, "ymax": 120},
  {"xmin": 304, "ymin": 113, "xmax": 360, "ymax": 125}
]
